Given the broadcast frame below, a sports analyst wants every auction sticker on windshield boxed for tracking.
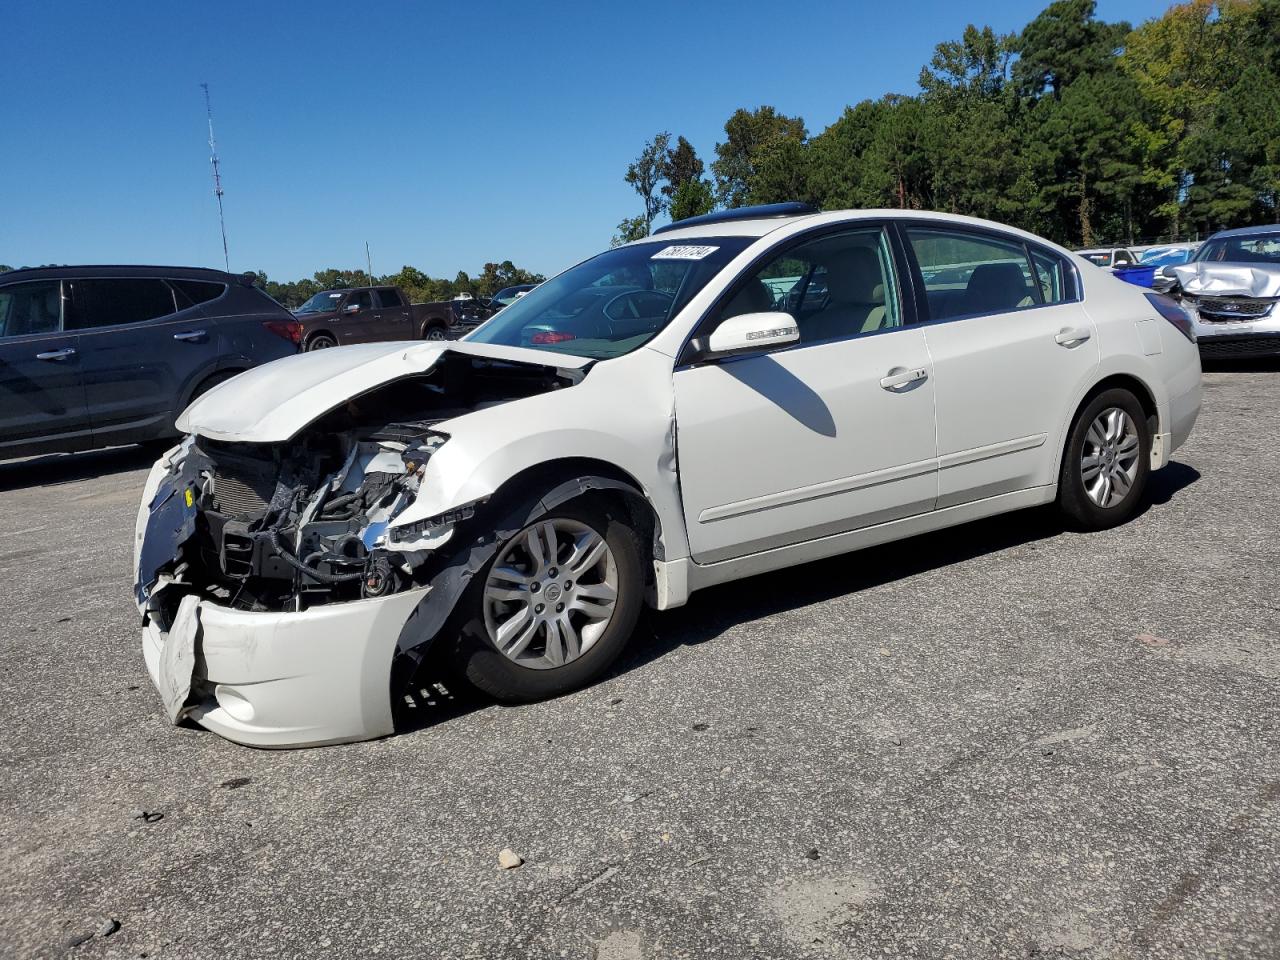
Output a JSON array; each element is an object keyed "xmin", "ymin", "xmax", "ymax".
[{"xmin": 652, "ymin": 245, "xmax": 719, "ymax": 260}]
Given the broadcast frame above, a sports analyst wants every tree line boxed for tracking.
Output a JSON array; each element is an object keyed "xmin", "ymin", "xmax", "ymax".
[
  {"xmin": 255, "ymin": 260, "xmax": 546, "ymax": 309},
  {"xmin": 616, "ymin": 0, "xmax": 1280, "ymax": 249}
]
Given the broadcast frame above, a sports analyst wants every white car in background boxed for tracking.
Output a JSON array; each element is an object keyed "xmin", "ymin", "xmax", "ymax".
[
  {"xmin": 1075, "ymin": 246, "xmax": 1140, "ymax": 269},
  {"xmin": 135, "ymin": 203, "xmax": 1202, "ymax": 748}
]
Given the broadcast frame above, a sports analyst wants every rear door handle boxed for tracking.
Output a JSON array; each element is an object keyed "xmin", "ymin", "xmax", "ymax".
[
  {"xmin": 36, "ymin": 348, "xmax": 76, "ymax": 361},
  {"xmin": 173, "ymin": 330, "xmax": 207, "ymax": 342},
  {"xmin": 1054, "ymin": 327, "xmax": 1091, "ymax": 347},
  {"xmin": 880, "ymin": 367, "xmax": 929, "ymax": 390}
]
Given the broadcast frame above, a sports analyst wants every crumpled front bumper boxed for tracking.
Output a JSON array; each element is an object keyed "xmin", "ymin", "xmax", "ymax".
[
  {"xmin": 142, "ymin": 587, "xmax": 429, "ymax": 748},
  {"xmin": 1189, "ymin": 303, "xmax": 1280, "ymax": 358}
]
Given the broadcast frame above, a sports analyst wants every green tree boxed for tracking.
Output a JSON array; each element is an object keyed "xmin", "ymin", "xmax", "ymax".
[
  {"xmin": 1185, "ymin": 62, "xmax": 1280, "ymax": 230},
  {"xmin": 1012, "ymin": 0, "xmax": 1131, "ymax": 99},
  {"xmin": 711, "ymin": 106, "xmax": 807, "ymax": 207},
  {"xmin": 1027, "ymin": 71, "xmax": 1147, "ymax": 245},
  {"xmin": 919, "ymin": 24, "xmax": 1014, "ymax": 100},
  {"xmin": 661, "ymin": 136, "xmax": 705, "ymax": 199},
  {"xmin": 472, "ymin": 260, "xmax": 547, "ymax": 298},
  {"xmin": 748, "ymin": 137, "xmax": 816, "ymax": 206},
  {"xmin": 611, "ymin": 215, "xmax": 649, "ymax": 247},
  {"xmin": 624, "ymin": 131, "xmax": 672, "ymax": 236},
  {"xmin": 668, "ymin": 178, "xmax": 715, "ymax": 223}
]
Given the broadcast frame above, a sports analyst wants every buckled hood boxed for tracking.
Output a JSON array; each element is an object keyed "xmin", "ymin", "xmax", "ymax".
[
  {"xmin": 177, "ymin": 340, "xmax": 593, "ymax": 443},
  {"xmin": 1171, "ymin": 262, "xmax": 1280, "ymax": 298}
]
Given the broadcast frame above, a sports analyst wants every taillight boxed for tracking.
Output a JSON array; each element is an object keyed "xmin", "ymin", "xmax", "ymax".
[
  {"xmin": 263, "ymin": 319, "xmax": 303, "ymax": 345},
  {"xmin": 1145, "ymin": 292, "xmax": 1196, "ymax": 344},
  {"xmin": 531, "ymin": 330, "xmax": 576, "ymax": 345}
]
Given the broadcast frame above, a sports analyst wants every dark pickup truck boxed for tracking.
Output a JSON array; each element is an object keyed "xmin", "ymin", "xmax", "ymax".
[{"xmin": 292, "ymin": 286, "xmax": 492, "ymax": 350}]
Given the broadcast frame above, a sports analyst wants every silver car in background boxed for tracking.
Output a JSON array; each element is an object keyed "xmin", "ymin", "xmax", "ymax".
[{"xmin": 1171, "ymin": 224, "xmax": 1280, "ymax": 359}]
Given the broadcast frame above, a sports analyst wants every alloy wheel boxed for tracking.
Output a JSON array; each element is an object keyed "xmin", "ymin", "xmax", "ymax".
[
  {"xmin": 1081, "ymin": 407, "xmax": 1140, "ymax": 508},
  {"xmin": 483, "ymin": 518, "xmax": 618, "ymax": 670}
]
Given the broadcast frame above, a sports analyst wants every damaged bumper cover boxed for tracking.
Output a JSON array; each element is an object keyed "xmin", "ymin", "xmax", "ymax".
[
  {"xmin": 142, "ymin": 586, "xmax": 430, "ymax": 748},
  {"xmin": 1172, "ymin": 263, "xmax": 1280, "ymax": 357}
]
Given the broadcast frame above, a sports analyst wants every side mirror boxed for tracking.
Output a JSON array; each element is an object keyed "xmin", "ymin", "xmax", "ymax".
[
  {"xmin": 697, "ymin": 311, "xmax": 799, "ymax": 360},
  {"xmin": 344, "ymin": 303, "xmax": 361, "ymax": 315}
]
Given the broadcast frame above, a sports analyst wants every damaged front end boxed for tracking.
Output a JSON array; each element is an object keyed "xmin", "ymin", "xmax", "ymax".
[
  {"xmin": 137, "ymin": 351, "xmax": 576, "ymax": 616},
  {"xmin": 1171, "ymin": 262, "xmax": 1280, "ymax": 358},
  {"xmin": 134, "ymin": 348, "xmax": 585, "ymax": 745},
  {"xmin": 138, "ymin": 421, "xmax": 454, "ymax": 615}
]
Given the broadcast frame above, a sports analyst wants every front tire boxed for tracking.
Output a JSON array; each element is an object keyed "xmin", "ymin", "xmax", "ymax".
[
  {"xmin": 1057, "ymin": 388, "xmax": 1151, "ymax": 530},
  {"xmin": 451, "ymin": 501, "xmax": 644, "ymax": 703}
]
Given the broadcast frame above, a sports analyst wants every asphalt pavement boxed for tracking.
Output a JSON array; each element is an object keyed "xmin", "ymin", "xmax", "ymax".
[{"xmin": 0, "ymin": 363, "xmax": 1276, "ymax": 960}]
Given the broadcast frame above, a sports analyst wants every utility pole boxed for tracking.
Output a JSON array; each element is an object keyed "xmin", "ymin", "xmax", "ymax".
[
  {"xmin": 365, "ymin": 241, "xmax": 373, "ymax": 283},
  {"xmin": 201, "ymin": 83, "xmax": 230, "ymax": 272}
]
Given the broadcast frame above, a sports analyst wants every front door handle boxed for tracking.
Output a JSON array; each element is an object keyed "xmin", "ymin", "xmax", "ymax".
[
  {"xmin": 1054, "ymin": 327, "xmax": 1092, "ymax": 347},
  {"xmin": 36, "ymin": 348, "xmax": 76, "ymax": 361},
  {"xmin": 880, "ymin": 367, "xmax": 929, "ymax": 391},
  {"xmin": 173, "ymin": 330, "xmax": 207, "ymax": 342}
]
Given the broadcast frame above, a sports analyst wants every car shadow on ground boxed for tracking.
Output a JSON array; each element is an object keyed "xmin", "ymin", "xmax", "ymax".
[
  {"xmin": 0, "ymin": 444, "xmax": 161, "ymax": 493},
  {"xmin": 398, "ymin": 460, "xmax": 1201, "ymax": 738}
]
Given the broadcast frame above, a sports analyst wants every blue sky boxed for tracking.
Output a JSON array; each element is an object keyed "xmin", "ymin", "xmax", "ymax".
[{"xmin": 5, "ymin": 0, "xmax": 1174, "ymax": 281}]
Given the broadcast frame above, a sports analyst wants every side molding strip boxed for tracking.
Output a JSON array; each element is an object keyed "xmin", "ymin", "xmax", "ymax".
[{"xmin": 699, "ymin": 457, "xmax": 938, "ymax": 524}]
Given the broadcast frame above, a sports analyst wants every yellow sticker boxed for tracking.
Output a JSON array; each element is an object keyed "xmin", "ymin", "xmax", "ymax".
[{"xmin": 184, "ymin": 488, "xmax": 194, "ymax": 508}]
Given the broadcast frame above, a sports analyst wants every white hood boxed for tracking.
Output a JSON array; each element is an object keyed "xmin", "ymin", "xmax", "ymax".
[
  {"xmin": 1171, "ymin": 262, "xmax": 1280, "ymax": 298},
  {"xmin": 178, "ymin": 340, "xmax": 592, "ymax": 443}
]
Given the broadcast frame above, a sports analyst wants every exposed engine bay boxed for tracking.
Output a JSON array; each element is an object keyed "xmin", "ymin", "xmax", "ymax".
[{"xmin": 136, "ymin": 353, "xmax": 579, "ymax": 613}]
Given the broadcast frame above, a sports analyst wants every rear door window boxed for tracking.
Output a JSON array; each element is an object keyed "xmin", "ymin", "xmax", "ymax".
[
  {"xmin": 905, "ymin": 228, "xmax": 1040, "ymax": 322},
  {"xmin": 375, "ymin": 288, "xmax": 403, "ymax": 308},
  {"xmin": 1030, "ymin": 250, "xmax": 1073, "ymax": 304},
  {"xmin": 66, "ymin": 278, "xmax": 177, "ymax": 329},
  {"xmin": 0, "ymin": 281, "xmax": 64, "ymax": 338}
]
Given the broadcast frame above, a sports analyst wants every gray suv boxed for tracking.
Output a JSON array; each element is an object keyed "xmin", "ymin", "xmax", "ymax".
[{"xmin": 0, "ymin": 265, "xmax": 301, "ymax": 459}]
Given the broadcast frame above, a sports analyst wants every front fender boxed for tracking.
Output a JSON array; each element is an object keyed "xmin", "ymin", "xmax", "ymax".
[{"xmin": 389, "ymin": 347, "xmax": 690, "ymax": 561}]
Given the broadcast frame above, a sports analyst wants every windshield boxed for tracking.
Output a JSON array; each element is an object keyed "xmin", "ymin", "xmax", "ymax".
[
  {"xmin": 1194, "ymin": 232, "xmax": 1280, "ymax": 265},
  {"xmin": 492, "ymin": 284, "xmax": 534, "ymax": 306},
  {"xmin": 294, "ymin": 291, "xmax": 345, "ymax": 315},
  {"xmin": 1140, "ymin": 248, "xmax": 1194, "ymax": 267},
  {"xmin": 467, "ymin": 237, "xmax": 753, "ymax": 358}
]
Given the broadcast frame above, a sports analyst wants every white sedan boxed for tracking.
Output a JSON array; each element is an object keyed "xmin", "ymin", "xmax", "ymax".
[{"xmin": 135, "ymin": 204, "xmax": 1202, "ymax": 748}]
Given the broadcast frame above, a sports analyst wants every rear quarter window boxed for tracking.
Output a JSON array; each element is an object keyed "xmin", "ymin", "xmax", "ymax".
[{"xmin": 171, "ymin": 279, "xmax": 227, "ymax": 308}]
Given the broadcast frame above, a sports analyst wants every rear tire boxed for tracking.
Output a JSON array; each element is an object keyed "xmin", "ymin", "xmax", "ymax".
[
  {"xmin": 448, "ymin": 500, "xmax": 644, "ymax": 703},
  {"xmin": 306, "ymin": 333, "xmax": 337, "ymax": 351},
  {"xmin": 423, "ymin": 323, "xmax": 447, "ymax": 342},
  {"xmin": 1057, "ymin": 388, "xmax": 1151, "ymax": 531}
]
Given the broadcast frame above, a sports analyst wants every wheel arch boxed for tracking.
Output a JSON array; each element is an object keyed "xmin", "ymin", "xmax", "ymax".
[
  {"xmin": 482, "ymin": 456, "xmax": 667, "ymax": 570},
  {"xmin": 303, "ymin": 329, "xmax": 336, "ymax": 349},
  {"xmin": 1054, "ymin": 371, "xmax": 1161, "ymax": 482},
  {"xmin": 388, "ymin": 456, "xmax": 666, "ymax": 726},
  {"xmin": 178, "ymin": 362, "xmax": 249, "ymax": 418}
]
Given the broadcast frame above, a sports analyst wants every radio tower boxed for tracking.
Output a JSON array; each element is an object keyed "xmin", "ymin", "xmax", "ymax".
[{"xmin": 201, "ymin": 83, "xmax": 230, "ymax": 271}]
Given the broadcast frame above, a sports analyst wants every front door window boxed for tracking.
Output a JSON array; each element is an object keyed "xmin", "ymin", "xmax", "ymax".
[{"xmin": 718, "ymin": 228, "xmax": 901, "ymax": 344}]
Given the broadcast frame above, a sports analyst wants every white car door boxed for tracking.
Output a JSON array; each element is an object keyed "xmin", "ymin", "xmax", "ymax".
[
  {"xmin": 902, "ymin": 225, "xmax": 1100, "ymax": 508},
  {"xmin": 673, "ymin": 225, "xmax": 938, "ymax": 564}
]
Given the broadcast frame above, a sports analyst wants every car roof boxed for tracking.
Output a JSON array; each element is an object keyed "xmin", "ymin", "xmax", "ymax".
[
  {"xmin": 1, "ymin": 264, "xmax": 243, "ymax": 283},
  {"xmin": 644, "ymin": 208, "xmax": 1077, "ymax": 255},
  {"xmin": 1205, "ymin": 223, "xmax": 1280, "ymax": 239}
]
